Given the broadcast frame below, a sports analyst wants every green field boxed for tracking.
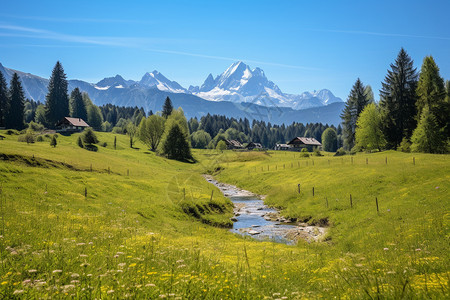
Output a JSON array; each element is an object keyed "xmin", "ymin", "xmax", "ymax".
[{"xmin": 0, "ymin": 131, "xmax": 448, "ymax": 299}]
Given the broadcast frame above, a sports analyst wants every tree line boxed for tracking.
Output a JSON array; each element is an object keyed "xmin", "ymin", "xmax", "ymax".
[{"xmin": 341, "ymin": 48, "xmax": 449, "ymax": 154}]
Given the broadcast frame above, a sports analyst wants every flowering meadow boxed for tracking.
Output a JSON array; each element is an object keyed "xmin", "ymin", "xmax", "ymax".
[{"xmin": 0, "ymin": 131, "xmax": 448, "ymax": 298}]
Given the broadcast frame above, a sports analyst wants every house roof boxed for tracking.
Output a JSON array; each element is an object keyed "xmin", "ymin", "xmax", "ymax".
[
  {"xmin": 58, "ymin": 117, "xmax": 90, "ymax": 127},
  {"xmin": 276, "ymin": 143, "xmax": 291, "ymax": 147},
  {"xmin": 246, "ymin": 142, "xmax": 262, "ymax": 148},
  {"xmin": 225, "ymin": 139, "xmax": 243, "ymax": 147},
  {"xmin": 287, "ymin": 137, "xmax": 322, "ymax": 146}
]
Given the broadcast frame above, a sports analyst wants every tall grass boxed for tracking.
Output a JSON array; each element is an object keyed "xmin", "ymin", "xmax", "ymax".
[{"xmin": 0, "ymin": 131, "xmax": 448, "ymax": 298}]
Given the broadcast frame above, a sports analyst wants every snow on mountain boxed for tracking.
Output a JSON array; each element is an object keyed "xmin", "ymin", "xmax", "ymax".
[
  {"xmin": 190, "ymin": 61, "xmax": 342, "ymax": 109},
  {"xmin": 139, "ymin": 71, "xmax": 186, "ymax": 93},
  {"xmin": 96, "ymin": 75, "xmax": 135, "ymax": 89}
]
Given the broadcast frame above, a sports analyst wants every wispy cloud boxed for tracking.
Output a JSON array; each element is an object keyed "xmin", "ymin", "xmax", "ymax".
[
  {"xmin": 311, "ymin": 29, "xmax": 450, "ymax": 41},
  {"xmin": 0, "ymin": 23, "xmax": 320, "ymax": 71},
  {"xmin": 0, "ymin": 13, "xmax": 153, "ymax": 25}
]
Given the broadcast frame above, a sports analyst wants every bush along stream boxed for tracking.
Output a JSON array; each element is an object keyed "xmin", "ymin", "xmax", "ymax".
[{"xmin": 204, "ymin": 175, "xmax": 328, "ymax": 244}]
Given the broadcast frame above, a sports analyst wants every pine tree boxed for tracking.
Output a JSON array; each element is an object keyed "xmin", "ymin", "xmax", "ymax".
[
  {"xmin": 411, "ymin": 106, "xmax": 445, "ymax": 153},
  {"xmin": 82, "ymin": 128, "xmax": 99, "ymax": 145},
  {"xmin": 340, "ymin": 78, "xmax": 370, "ymax": 150},
  {"xmin": 45, "ymin": 61, "xmax": 69, "ymax": 128},
  {"xmin": 70, "ymin": 87, "xmax": 87, "ymax": 120},
  {"xmin": 50, "ymin": 135, "xmax": 57, "ymax": 147},
  {"xmin": 380, "ymin": 48, "xmax": 418, "ymax": 149},
  {"xmin": 162, "ymin": 96, "xmax": 173, "ymax": 118},
  {"xmin": 5, "ymin": 73, "xmax": 25, "ymax": 130},
  {"xmin": 0, "ymin": 71, "xmax": 8, "ymax": 127},
  {"xmin": 161, "ymin": 123, "xmax": 193, "ymax": 161}
]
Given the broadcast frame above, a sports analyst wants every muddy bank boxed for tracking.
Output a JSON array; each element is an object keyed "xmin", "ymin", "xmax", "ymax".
[{"xmin": 203, "ymin": 175, "xmax": 328, "ymax": 244}]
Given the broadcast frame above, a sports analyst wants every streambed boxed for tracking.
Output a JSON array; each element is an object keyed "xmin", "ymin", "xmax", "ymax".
[{"xmin": 204, "ymin": 175, "xmax": 327, "ymax": 244}]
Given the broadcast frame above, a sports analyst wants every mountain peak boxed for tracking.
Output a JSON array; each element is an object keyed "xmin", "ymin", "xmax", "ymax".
[{"xmin": 139, "ymin": 70, "xmax": 186, "ymax": 93}]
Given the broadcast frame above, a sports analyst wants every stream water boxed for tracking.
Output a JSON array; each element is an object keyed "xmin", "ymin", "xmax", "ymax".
[{"xmin": 204, "ymin": 175, "xmax": 327, "ymax": 245}]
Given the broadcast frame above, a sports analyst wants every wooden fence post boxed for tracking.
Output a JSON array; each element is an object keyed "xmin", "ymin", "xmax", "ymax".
[
  {"xmin": 210, "ymin": 190, "xmax": 214, "ymax": 201},
  {"xmin": 366, "ymin": 158, "xmax": 368, "ymax": 165},
  {"xmin": 312, "ymin": 187, "xmax": 315, "ymax": 197},
  {"xmin": 297, "ymin": 184, "xmax": 300, "ymax": 194},
  {"xmin": 84, "ymin": 187, "xmax": 87, "ymax": 198},
  {"xmin": 376, "ymin": 197, "xmax": 379, "ymax": 214},
  {"xmin": 385, "ymin": 157, "xmax": 387, "ymax": 165},
  {"xmin": 326, "ymin": 197, "xmax": 328, "ymax": 208},
  {"xmin": 350, "ymin": 194, "xmax": 353, "ymax": 208}
]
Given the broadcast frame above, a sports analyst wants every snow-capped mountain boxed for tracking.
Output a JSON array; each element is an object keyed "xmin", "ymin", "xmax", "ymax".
[
  {"xmin": 96, "ymin": 75, "xmax": 135, "ymax": 89},
  {"xmin": 139, "ymin": 71, "xmax": 186, "ymax": 93},
  {"xmin": 0, "ymin": 62, "xmax": 346, "ymax": 125},
  {"xmin": 189, "ymin": 61, "xmax": 343, "ymax": 109}
]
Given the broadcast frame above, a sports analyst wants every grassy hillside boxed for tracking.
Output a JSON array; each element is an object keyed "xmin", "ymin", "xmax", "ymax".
[{"xmin": 0, "ymin": 131, "xmax": 448, "ymax": 299}]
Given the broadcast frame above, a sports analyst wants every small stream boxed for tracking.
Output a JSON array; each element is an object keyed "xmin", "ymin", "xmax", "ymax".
[{"xmin": 204, "ymin": 175, "xmax": 327, "ymax": 245}]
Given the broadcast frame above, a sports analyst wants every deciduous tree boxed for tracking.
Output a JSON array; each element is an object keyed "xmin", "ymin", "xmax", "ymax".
[
  {"xmin": 138, "ymin": 114, "xmax": 165, "ymax": 151},
  {"xmin": 355, "ymin": 103, "xmax": 386, "ymax": 151},
  {"xmin": 321, "ymin": 128, "xmax": 337, "ymax": 152}
]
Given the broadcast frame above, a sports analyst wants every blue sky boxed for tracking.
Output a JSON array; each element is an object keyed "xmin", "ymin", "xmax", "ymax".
[{"xmin": 0, "ymin": 0, "xmax": 449, "ymax": 100}]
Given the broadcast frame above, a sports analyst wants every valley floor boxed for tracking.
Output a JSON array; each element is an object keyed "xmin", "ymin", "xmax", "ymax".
[{"xmin": 0, "ymin": 131, "xmax": 448, "ymax": 299}]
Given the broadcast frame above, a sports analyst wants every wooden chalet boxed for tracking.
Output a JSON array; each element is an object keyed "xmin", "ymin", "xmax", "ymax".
[
  {"xmin": 246, "ymin": 142, "xmax": 263, "ymax": 150},
  {"xmin": 225, "ymin": 139, "xmax": 244, "ymax": 150},
  {"xmin": 56, "ymin": 117, "xmax": 90, "ymax": 133},
  {"xmin": 287, "ymin": 137, "xmax": 322, "ymax": 151},
  {"xmin": 274, "ymin": 143, "xmax": 291, "ymax": 151}
]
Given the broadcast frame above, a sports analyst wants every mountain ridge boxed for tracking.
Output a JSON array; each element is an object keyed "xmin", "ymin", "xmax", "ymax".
[{"xmin": 0, "ymin": 62, "xmax": 345, "ymax": 125}]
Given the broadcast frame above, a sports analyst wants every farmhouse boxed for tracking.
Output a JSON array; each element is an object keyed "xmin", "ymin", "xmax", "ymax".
[
  {"xmin": 225, "ymin": 139, "xmax": 244, "ymax": 150},
  {"xmin": 56, "ymin": 117, "xmax": 90, "ymax": 133},
  {"xmin": 246, "ymin": 142, "xmax": 263, "ymax": 150},
  {"xmin": 274, "ymin": 143, "xmax": 291, "ymax": 151},
  {"xmin": 287, "ymin": 137, "xmax": 322, "ymax": 151}
]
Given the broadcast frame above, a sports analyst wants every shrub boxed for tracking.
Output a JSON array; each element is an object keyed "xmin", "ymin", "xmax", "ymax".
[
  {"xmin": 18, "ymin": 130, "xmax": 35, "ymax": 144},
  {"xmin": 36, "ymin": 136, "xmax": 44, "ymax": 142},
  {"xmin": 112, "ymin": 126, "xmax": 124, "ymax": 134},
  {"xmin": 28, "ymin": 121, "xmax": 44, "ymax": 132},
  {"xmin": 101, "ymin": 142, "xmax": 107, "ymax": 147},
  {"xmin": 313, "ymin": 147, "xmax": 323, "ymax": 156},
  {"xmin": 77, "ymin": 136, "xmax": 84, "ymax": 148},
  {"xmin": 334, "ymin": 147, "xmax": 347, "ymax": 156},
  {"xmin": 216, "ymin": 140, "xmax": 227, "ymax": 151},
  {"xmin": 6, "ymin": 129, "xmax": 18, "ymax": 135}
]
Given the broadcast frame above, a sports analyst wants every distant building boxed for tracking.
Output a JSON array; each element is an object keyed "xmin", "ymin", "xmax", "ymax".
[
  {"xmin": 225, "ymin": 139, "xmax": 244, "ymax": 150},
  {"xmin": 274, "ymin": 143, "xmax": 291, "ymax": 151},
  {"xmin": 287, "ymin": 137, "xmax": 322, "ymax": 151},
  {"xmin": 56, "ymin": 117, "xmax": 90, "ymax": 133},
  {"xmin": 246, "ymin": 142, "xmax": 263, "ymax": 150}
]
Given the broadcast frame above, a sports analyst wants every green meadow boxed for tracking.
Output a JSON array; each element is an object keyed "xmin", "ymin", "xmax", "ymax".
[{"xmin": 0, "ymin": 131, "xmax": 448, "ymax": 299}]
